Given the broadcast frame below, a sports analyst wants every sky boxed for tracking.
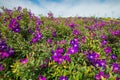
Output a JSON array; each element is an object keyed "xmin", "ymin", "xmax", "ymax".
[{"xmin": 0, "ymin": 0, "xmax": 120, "ymax": 18}]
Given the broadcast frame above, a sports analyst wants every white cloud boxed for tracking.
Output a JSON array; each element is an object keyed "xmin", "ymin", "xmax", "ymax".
[
  {"xmin": 0, "ymin": 0, "xmax": 120, "ymax": 18},
  {"xmin": 0, "ymin": 0, "xmax": 48, "ymax": 15}
]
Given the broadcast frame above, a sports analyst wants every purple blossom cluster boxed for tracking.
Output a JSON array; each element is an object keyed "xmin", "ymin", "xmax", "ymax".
[
  {"xmin": 109, "ymin": 29, "xmax": 120, "ymax": 36},
  {"xmin": 85, "ymin": 20, "xmax": 106, "ymax": 31},
  {"xmin": 36, "ymin": 18, "xmax": 42, "ymax": 26},
  {"xmin": 67, "ymin": 38, "xmax": 79, "ymax": 54},
  {"xmin": 0, "ymin": 39, "xmax": 14, "ymax": 60},
  {"xmin": 86, "ymin": 49, "xmax": 120, "ymax": 79},
  {"xmin": 94, "ymin": 59, "xmax": 106, "ymax": 68},
  {"xmin": 8, "ymin": 18, "xmax": 21, "ymax": 33},
  {"xmin": 87, "ymin": 51, "xmax": 107, "ymax": 69},
  {"xmin": 95, "ymin": 71, "xmax": 109, "ymax": 80},
  {"xmin": 87, "ymin": 52, "xmax": 100, "ymax": 62},
  {"xmin": 112, "ymin": 63, "xmax": 120, "ymax": 73},
  {"xmin": 95, "ymin": 66, "xmax": 120, "ymax": 80},
  {"xmin": 31, "ymin": 27, "xmax": 43, "ymax": 43},
  {"xmin": 51, "ymin": 38, "xmax": 80, "ymax": 64},
  {"xmin": 100, "ymin": 35, "xmax": 112, "ymax": 55},
  {"xmin": 51, "ymin": 47, "xmax": 71, "ymax": 64}
]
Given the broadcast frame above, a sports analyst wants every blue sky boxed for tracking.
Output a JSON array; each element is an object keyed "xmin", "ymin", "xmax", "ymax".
[{"xmin": 0, "ymin": 0, "xmax": 120, "ymax": 18}]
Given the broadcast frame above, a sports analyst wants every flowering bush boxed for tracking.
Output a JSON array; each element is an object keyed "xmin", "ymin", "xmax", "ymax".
[{"xmin": 0, "ymin": 7, "xmax": 120, "ymax": 80}]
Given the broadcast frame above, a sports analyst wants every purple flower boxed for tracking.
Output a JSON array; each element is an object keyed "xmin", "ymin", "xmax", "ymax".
[
  {"xmin": 52, "ymin": 52, "xmax": 62, "ymax": 58},
  {"xmin": 104, "ymin": 73, "xmax": 110, "ymax": 79},
  {"xmin": 99, "ymin": 59, "xmax": 106, "ymax": 68},
  {"xmin": 52, "ymin": 31, "xmax": 57, "ymax": 37},
  {"xmin": 111, "ymin": 54, "xmax": 117, "ymax": 60},
  {"xmin": 67, "ymin": 47, "xmax": 78, "ymax": 54},
  {"xmin": 94, "ymin": 59, "xmax": 106, "ymax": 68},
  {"xmin": 13, "ymin": 27, "xmax": 21, "ymax": 33},
  {"xmin": 51, "ymin": 50, "xmax": 54, "ymax": 54},
  {"xmin": 59, "ymin": 76, "xmax": 68, "ymax": 80},
  {"xmin": 8, "ymin": 18, "xmax": 20, "ymax": 33},
  {"xmin": 17, "ymin": 6, "xmax": 22, "ymax": 11},
  {"xmin": 112, "ymin": 31, "xmax": 116, "ymax": 36},
  {"xmin": 40, "ymin": 64, "xmax": 46, "ymax": 69},
  {"xmin": 0, "ymin": 63, "xmax": 4, "ymax": 71},
  {"xmin": 69, "ymin": 23, "xmax": 76, "ymax": 29},
  {"xmin": 38, "ymin": 76, "xmax": 46, "ymax": 80},
  {"xmin": 72, "ymin": 43, "xmax": 79, "ymax": 49},
  {"xmin": 100, "ymin": 35, "xmax": 108, "ymax": 39},
  {"xmin": 28, "ymin": 11, "xmax": 33, "ymax": 19},
  {"xmin": 45, "ymin": 26, "xmax": 49, "ymax": 30},
  {"xmin": 95, "ymin": 71, "xmax": 109, "ymax": 80},
  {"xmin": 104, "ymin": 47, "xmax": 112, "ymax": 54},
  {"xmin": 62, "ymin": 55, "xmax": 71, "ymax": 63},
  {"xmin": 17, "ymin": 15, "xmax": 22, "ymax": 20},
  {"xmin": 74, "ymin": 38, "xmax": 79, "ymax": 42},
  {"xmin": 56, "ymin": 47, "xmax": 64, "ymax": 54},
  {"xmin": 31, "ymin": 30, "xmax": 42, "ymax": 43},
  {"xmin": 20, "ymin": 58, "xmax": 28, "ymax": 64},
  {"xmin": 87, "ymin": 52, "xmax": 100, "ymax": 62},
  {"xmin": 57, "ymin": 58, "xmax": 64, "ymax": 64},
  {"xmin": 101, "ymin": 40, "xmax": 107, "ymax": 46},
  {"xmin": 0, "ymin": 42, "xmax": 7, "ymax": 50},
  {"xmin": 36, "ymin": 19, "xmax": 41, "ymax": 26},
  {"xmin": 95, "ymin": 71, "xmax": 104, "ymax": 80},
  {"xmin": 0, "ymin": 40, "xmax": 14, "ymax": 59},
  {"xmin": 52, "ymin": 56, "xmax": 64, "ymax": 64},
  {"xmin": 70, "ymin": 40, "xmax": 76, "ymax": 46},
  {"xmin": 31, "ymin": 37, "xmax": 38, "ymax": 43},
  {"xmin": 100, "ymin": 35, "xmax": 107, "ymax": 39},
  {"xmin": 27, "ymin": 28, "xmax": 33, "ymax": 33},
  {"xmin": 47, "ymin": 38, "xmax": 52, "ymax": 44},
  {"xmin": 95, "ymin": 74, "xmax": 101, "ymax": 80},
  {"xmin": 52, "ymin": 50, "xmax": 63, "ymax": 64},
  {"xmin": 35, "ymin": 32, "xmax": 42, "ymax": 40},
  {"xmin": 116, "ymin": 29, "xmax": 120, "ymax": 35},
  {"xmin": 8, "ymin": 47, "xmax": 14, "ymax": 55},
  {"xmin": 0, "ymin": 51, "xmax": 9, "ymax": 59},
  {"xmin": 51, "ymin": 47, "xmax": 70, "ymax": 64},
  {"xmin": 73, "ymin": 29, "xmax": 79, "ymax": 35},
  {"xmin": 112, "ymin": 63, "xmax": 120, "ymax": 73},
  {"xmin": 70, "ymin": 38, "xmax": 79, "ymax": 46}
]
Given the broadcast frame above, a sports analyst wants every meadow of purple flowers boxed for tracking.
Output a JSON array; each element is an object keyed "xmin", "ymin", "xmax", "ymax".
[{"xmin": 0, "ymin": 7, "xmax": 120, "ymax": 80}]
